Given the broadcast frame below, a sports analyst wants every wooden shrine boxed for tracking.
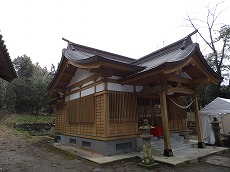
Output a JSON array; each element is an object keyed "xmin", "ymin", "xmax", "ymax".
[{"xmin": 48, "ymin": 31, "xmax": 222, "ymax": 156}]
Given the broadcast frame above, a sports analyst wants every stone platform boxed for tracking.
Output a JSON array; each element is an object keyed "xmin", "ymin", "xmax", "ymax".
[{"xmin": 52, "ymin": 140, "xmax": 229, "ymax": 167}]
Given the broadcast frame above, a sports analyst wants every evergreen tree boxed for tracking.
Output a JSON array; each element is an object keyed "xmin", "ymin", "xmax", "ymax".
[{"xmin": 4, "ymin": 55, "xmax": 53, "ymax": 114}]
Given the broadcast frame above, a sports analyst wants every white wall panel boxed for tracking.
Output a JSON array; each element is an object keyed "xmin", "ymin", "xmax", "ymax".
[
  {"xmin": 108, "ymin": 83, "xmax": 134, "ymax": 92},
  {"xmin": 96, "ymin": 83, "xmax": 104, "ymax": 92},
  {"xmin": 136, "ymin": 86, "xmax": 143, "ymax": 92},
  {"xmin": 82, "ymin": 81, "xmax": 94, "ymax": 87},
  {"xmin": 69, "ymin": 92, "xmax": 80, "ymax": 101},
  {"xmin": 81, "ymin": 87, "xmax": 94, "ymax": 97},
  {"xmin": 67, "ymin": 68, "xmax": 93, "ymax": 87},
  {"xmin": 108, "ymin": 76, "xmax": 121, "ymax": 80}
]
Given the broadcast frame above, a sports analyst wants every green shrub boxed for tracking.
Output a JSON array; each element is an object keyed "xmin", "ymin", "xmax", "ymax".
[{"xmin": 4, "ymin": 114, "xmax": 54, "ymax": 125}]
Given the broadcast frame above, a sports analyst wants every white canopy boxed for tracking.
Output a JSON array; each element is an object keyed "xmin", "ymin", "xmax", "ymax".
[{"xmin": 200, "ymin": 97, "xmax": 230, "ymax": 144}]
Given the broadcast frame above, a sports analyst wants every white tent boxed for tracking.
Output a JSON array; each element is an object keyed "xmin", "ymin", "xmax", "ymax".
[{"xmin": 200, "ymin": 97, "xmax": 230, "ymax": 144}]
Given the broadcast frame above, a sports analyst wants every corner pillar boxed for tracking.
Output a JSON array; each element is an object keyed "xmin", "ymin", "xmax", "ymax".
[
  {"xmin": 159, "ymin": 91, "xmax": 173, "ymax": 156},
  {"xmin": 193, "ymin": 94, "xmax": 205, "ymax": 148}
]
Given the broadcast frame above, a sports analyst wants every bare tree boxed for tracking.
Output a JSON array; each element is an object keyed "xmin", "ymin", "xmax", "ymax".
[{"xmin": 185, "ymin": 1, "xmax": 230, "ymax": 81}]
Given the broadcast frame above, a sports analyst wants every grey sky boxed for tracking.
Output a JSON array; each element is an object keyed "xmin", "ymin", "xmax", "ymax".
[{"xmin": 0, "ymin": 0, "xmax": 229, "ymax": 69}]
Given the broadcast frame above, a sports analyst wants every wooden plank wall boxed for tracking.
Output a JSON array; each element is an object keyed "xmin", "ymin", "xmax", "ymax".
[
  {"xmin": 167, "ymin": 97, "xmax": 188, "ymax": 131},
  {"xmin": 55, "ymin": 90, "xmax": 139, "ymax": 139},
  {"xmin": 66, "ymin": 94, "xmax": 95, "ymax": 123},
  {"xmin": 55, "ymin": 93, "xmax": 106, "ymax": 138},
  {"xmin": 108, "ymin": 121, "xmax": 137, "ymax": 137}
]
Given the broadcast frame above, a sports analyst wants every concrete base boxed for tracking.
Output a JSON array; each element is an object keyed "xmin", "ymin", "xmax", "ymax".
[
  {"xmin": 164, "ymin": 149, "xmax": 173, "ymax": 157},
  {"xmin": 57, "ymin": 134, "xmax": 137, "ymax": 156},
  {"xmin": 138, "ymin": 162, "xmax": 159, "ymax": 170},
  {"xmin": 198, "ymin": 142, "xmax": 206, "ymax": 148},
  {"xmin": 215, "ymin": 140, "xmax": 224, "ymax": 147},
  {"xmin": 52, "ymin": 141, "xmax": 229, "ymax": 166}
]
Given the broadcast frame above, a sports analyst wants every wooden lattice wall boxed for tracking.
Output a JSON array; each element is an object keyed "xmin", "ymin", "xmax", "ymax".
[
  {"xmin": 137, "ymin": 98, "xmax": 162, "ymax": 127},
  {"xmin": 107, "ymin": 91, "xmax": 138, "ymax": 137},
  {"xmin": 95, "ymin": 93, "xmax": 106, "ymax": 137},
  {"xmin": 54, "ymin": 90, "xmax": 140, "ymax": 140}
]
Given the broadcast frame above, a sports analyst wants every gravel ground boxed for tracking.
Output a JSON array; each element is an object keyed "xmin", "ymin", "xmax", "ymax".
[{"xmin": 0, "ymin": 126, "xmax": 230, "ymax": 172}]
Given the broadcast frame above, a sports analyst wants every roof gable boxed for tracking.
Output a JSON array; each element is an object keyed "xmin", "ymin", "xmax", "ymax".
[{"xmin": 48, "ymin": 31, "xmax": 222, "ymax": 98}]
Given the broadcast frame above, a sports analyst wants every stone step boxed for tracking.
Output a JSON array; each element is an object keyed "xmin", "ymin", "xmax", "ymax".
[
  {"xmin": 151, "ymin": 140, "xmax": 193, "ymax": 150},
  {"xmin": 151, "ymin": 136, "xmax": 186, "ymax": 144},
  {"xmin": 138, "ymin": 132, "xmax": 192, "ymax": 152},
  {"xmin": 152, "ymin": 142, "xmax": 194, "ymax": 154}
]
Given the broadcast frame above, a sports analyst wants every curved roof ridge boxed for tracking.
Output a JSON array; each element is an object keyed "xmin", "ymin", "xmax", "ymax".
[
  {"xmin": 62, "ymin": 38, "xmax": 135, "ymax": 63},
  {"xmin": 132, "ymin": 30, "xmax": 198, "ymax": 65},
  {"xmin": 193, "ymin": 43, "xmax": 222, "ymax": 81}
]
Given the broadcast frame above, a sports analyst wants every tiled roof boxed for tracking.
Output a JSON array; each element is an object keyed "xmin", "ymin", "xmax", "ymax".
[
  {"xmin": 63, "ymin": 38, "xmax": 135, "ymax": 64},
  {"xmin": 62, "ymin": 33, "xmax": 195, "ymax": 73},
  {"xmin": 63, "ymin": 48, "xmax": 144, "ymax": 71},
  {"xmin": 48, "ymin": 31, "xmax": 221, "ymax": 94},
  {"xmin": 135, "ymin": 42, "xmax": 197, "ymax": 74}
]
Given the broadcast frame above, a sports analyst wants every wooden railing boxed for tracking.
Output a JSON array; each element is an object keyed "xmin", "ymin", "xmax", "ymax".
[{"xmin": 108, "ymin": 91, "xmax": 137, "ymax": 122}]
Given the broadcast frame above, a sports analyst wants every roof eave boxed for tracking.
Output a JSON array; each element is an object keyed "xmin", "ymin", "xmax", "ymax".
[
  {"xmin": 47, "ymin": 56, "xmax": 67, "ymax": 92},
  {"xmin": 0, "ymin": 34, "xmax": 17, "ymax": 81},
  {"xmin": 62, "ymin": 38, "xmax": 136, "ymax": 63},
  {"xmin": 68, "ymin": 55, "xmax": 145, "ymax": 71},
  {"xmin": 194, "ymin": 45, "xmax": 222, "ymax": 84}
]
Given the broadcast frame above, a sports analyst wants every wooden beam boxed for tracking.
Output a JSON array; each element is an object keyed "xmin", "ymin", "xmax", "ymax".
[
  {"xmin": 137, "ymin": 85, "xmax": 171, "ymax": 96},
  {"xmin": 193, "ymin": 94, "xmax": 205, "ymax": 148},
  {"xmin": 192, "ymin": 55, "xmax": 220, "ymax": 84},
  {"xmin": 168, "ymin": 76, "xmax": 210, "ymax": 86},
  {"xmin": 163, "ymin": 58, "xmax": 192, "ymax": 74},
  {"xmin": 182, "ymin": 65, "xmax": 198, "ymax": 73},
  {"xmin": 104, "ymin": 81, "xmax": 108, "ymax": 90},
  {"xmin": 106, "ymin": 78, "xmax": 118, "ymax": 84},
  {"xmin": 159, "ymin": 91, "xmax": 173, "ymax": 156},
  {"xmin": 167, "ymin": 76, "xmax": 193, "ymax": 85},
  {"xmin": 90, "ymin": 68, "xmax": 126, "ymax": 77},
  {"xmin": 192, "ymin": 78, "xmax": 210, "ymax": 84},
  {"xmin": 168, "ymin": 85, "xmax": 194, "ymax": 95},
  {"xmin": 119, "ymin": 70, "xmax": 163, "ymax": 85},
  {"xmin": 52, "ymin": 88, "xmax": 65, "ymax": 92},
  {"xmin": 62, "ymin": 71, "xmax": 75, "ymax": 76},
  {"xmin": 100, "ymin": 62, "xmax": 135, "ymax": 72},
  {"xmin": 66, "ymin": 74, "xmax": 99, "ymax": 91},
  {"xmin": 67, "ymin": 60, "xmax": 101, "ymax": 69},
  {"xmin": 49, "ymin": 59, "xmax": 68, "ymax": 91},
  {"xmin": 57, "ymin": 81, "xmax": 70, "ymax": 85},
  {"xmin": 104, "ymin": 92, "xmax": 109, "ymax": 137}
]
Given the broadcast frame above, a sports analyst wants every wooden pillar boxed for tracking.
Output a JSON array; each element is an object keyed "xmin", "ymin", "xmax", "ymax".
[
  {"xmin": 159, "ymin": 91, "xmax": 173, "ymax": 156},
  {"xmin": 193, "ymin": 94, "xmax": 205, "ymax": 148},
  {"xmin": 104, "ymin": 91, "xmax": 108, "ymax": 137}
]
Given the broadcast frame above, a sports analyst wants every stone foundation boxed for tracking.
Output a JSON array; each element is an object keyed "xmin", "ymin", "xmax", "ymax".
[{"xmin": 56, "ymin": 134, "xmax": 138, "ymax": 156}]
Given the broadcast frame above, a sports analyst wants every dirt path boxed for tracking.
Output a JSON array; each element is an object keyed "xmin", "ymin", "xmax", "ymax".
[
  {"xmin": 0, "ymin": 126, "xmax": 230, "ymax": 172},
  {"xmin": 0, "ymin": 126, "xmax": 98, "ymax": 172}
]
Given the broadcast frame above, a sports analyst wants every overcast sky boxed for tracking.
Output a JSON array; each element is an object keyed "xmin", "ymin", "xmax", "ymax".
[{"xmin": 0, "ymin": 0, "xmax": 229, "ymax": 69}]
